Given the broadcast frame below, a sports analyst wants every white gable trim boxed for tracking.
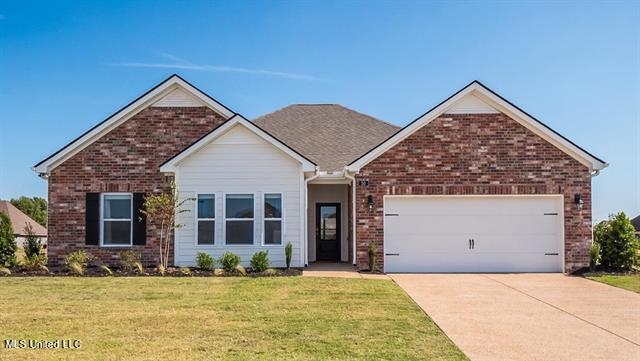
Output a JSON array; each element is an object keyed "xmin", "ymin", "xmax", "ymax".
[
  {"xmin": 160, "ymin": 115, "xmax": 317, "ymax": 173},
  {"xmin": 33, "ymin": 75, "xmax": 235, "ymax": 174},
  {"xmin": 445, "ymin": 93, "xmax": 499, "ymax": 114},
  {"xmin": 347, "ymin": 81, "xmax": 608, "ymax": 172}
]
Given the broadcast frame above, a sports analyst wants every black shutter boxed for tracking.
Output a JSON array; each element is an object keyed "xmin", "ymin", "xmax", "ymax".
[
  {"xmin": 85, "ymin": 193, "xmax": 100, "ymax": 245},
  {"xmin": 132, "ymin": 193, "xmax": 146, "ymax": 245}
]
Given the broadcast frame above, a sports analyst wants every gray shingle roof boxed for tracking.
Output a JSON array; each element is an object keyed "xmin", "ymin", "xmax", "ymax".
[{"xmin": 254, "ymin": 104, "xmax": 399, "ymax": 171}]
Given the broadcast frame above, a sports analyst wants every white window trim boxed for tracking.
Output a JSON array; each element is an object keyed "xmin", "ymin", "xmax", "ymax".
[
  {"xmin": 262, "ymin": 192, "xmax": 284, "ymax": 247},
  {"xmin": 100, "ymin": 192, "xmax": 133, "ymax": 247},
  {"xmin": 223, "ymin": 192, "xmax": 256, "ymax": 246},
  {"xmin": 195, "ymin": 193, "xmax": 216, "ymax": 247}
]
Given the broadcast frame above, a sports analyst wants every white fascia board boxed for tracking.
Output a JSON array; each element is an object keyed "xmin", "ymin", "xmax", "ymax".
[
  {"xmin": 348, "ymin": 82, "xmax": 608, "ymax": 172},
  {"xmin": 33, "ymin": 75, "xmax": 235, "ymax": 174},
  {"xmin": 159, "ymin": 115, "xmax": 316, "ymax": 173}
]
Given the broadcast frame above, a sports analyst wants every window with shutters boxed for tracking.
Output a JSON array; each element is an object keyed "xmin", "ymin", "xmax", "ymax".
[{"xmin": 101, "ymin": 193, "xmax": 133, "ymax": 246}]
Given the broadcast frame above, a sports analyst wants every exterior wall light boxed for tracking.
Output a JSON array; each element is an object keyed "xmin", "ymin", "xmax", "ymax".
[
  {"xmin": 574, "ymin": 193, "xmax": 583, "ymax": 210},
  {"xmin": 367, "ymin": 195, "xmax": 374, "ymax": 211}
]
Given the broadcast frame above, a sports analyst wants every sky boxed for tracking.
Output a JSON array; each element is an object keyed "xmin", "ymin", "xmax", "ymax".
[{"xmin": 0, "ymin": 1, "xmax": 638, "ymax": 222}]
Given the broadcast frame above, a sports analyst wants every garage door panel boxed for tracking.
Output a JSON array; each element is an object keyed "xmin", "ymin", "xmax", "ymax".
[
  {"xmin": 386, "ymin": 214, "xmax": 559, "ymax": 235},
  {"xmin": 385, "ymin": 233, "xmax": 473, "ymax": 253},
  {"xmin": 384, "ymin": 196, "xmax": 563, "ymax": 273}
]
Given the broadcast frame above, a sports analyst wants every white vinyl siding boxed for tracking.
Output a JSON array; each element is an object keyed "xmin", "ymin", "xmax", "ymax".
[{"xmin": 174, "ymin": 124, "xmax": 304, "ymax": 267}]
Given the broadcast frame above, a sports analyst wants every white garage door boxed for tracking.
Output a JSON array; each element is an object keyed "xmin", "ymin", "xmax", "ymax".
[{"xmin": 384, "ymin": 196, "xmax": 563, "ymax": 273}]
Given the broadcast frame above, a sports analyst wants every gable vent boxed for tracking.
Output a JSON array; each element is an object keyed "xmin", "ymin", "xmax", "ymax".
[
  {"xmin": 152, "ymin": 87, "xmax": 205, "ymax": 107},
  {"xmin": 445, "ymin": 93, "xmax": 499, "ymax": 114}
]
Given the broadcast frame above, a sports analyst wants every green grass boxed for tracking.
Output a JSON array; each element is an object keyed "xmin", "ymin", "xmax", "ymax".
[
  {"xmin": 586, "ymin": 274, "xmax": 640, "ymax": 293},
  {"xmin": 0, "ymin": 277, "xmax": 466, "ymax": 361}
]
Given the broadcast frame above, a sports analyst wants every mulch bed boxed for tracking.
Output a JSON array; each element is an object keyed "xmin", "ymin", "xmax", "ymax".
[{"xmin": 1, "ymin": 266, "xmax": 302, "ymax": 277}]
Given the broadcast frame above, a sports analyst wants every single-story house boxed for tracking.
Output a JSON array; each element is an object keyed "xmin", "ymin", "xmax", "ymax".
[
  {"xmin": 33, "ymin": 75, "xmax": 607, "ymax": 273},
  {"xmin": 631, "ymin": 215, "xmax": 640, "ymax": 235},
  {"xmin": 0, "ymin": 200, "xmax": 48, "ymax": 247}
]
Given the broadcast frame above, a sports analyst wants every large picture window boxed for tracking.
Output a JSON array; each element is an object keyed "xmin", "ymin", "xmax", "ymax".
[
  {"xmin": 102, "ymin": 193, "xmax": 132, "ymax": 246},
  {"xmin": 263, "ymin": 193, "xmax": 282, "ymax": 245},
  {"xmin": 225, "ymin": 194, "xmax": 254, "ymax": 245},
  {"xmin": 197, "ymin": 194, "xmax": 215, "ymax": 245}
]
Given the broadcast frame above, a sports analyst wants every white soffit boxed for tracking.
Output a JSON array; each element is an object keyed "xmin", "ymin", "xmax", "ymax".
[
  {"xmin": 445, "ymin": 93, "xmax": 499, "ymax": 114},
  {"xmin": 152, "ymin": 87, "xmax": 205, "ymax": 107}
]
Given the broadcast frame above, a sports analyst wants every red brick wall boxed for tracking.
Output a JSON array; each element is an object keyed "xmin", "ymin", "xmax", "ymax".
[
  {"xmin": 47, "ymin": 106, "xmax": 227, "ymax": 267},
  {"xmin": 355, "ymin": 113, "xmax": 592, "ymax": 273}
]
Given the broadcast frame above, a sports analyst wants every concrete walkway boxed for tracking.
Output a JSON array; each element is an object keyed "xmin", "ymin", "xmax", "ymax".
[
  {"xmin": 303, "ymin": 262, "xmax": 388, "ymax": 279},
  {"xmin": 391, "ymin": 273, "xmax": 640, "ymax": 361}
]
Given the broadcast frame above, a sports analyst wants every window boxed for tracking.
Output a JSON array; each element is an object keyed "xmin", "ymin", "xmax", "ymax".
[
  {"xmin": 263, "ymin": 193, "xmax": 282, "ymax": 245},
  {"xmin": 197, "ymin": 194, "xmax": 215, "ymax": 245},
  {"xmin": 102, "ymin": 193, "xmax": 132, "ymax": 246},
  {"xmin": 225, "ymin": 194, "xmax": 254, "ymax": 245}
]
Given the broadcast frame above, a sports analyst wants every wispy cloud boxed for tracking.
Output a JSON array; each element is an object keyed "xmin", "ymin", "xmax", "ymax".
[{"xmin": 109, "ymin": 53, "xmax": 324, "ymax": 81}]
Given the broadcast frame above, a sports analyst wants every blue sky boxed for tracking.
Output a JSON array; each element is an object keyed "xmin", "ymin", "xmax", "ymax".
[{"xmin": 0, "ymin": 1, "xmax": 638, "ymax": 221}]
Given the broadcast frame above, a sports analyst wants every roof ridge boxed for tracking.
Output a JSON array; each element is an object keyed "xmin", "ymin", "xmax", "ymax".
[{"xmin": 332, "ymin": 104, "xmax": 401, "ymax": 129}]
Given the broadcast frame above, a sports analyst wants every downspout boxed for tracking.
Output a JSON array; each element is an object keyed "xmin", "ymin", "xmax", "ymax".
[
  {"xmin": 304, "ymin": 169, "xmax": 321, "ymax": 267},
  {"xmin": 344, "ymin": 171, "xmax": 357, "ymax": 266}
]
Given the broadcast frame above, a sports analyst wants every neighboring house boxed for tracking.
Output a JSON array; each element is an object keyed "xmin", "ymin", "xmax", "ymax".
[
  {"xmin": 632, "ymin": 215, "xmax": 640, "ymax": 235},
  {"xmin": 0, "ymin": 200, "xmax": 47, "ymax": 247},
  {"xmin": 33, "ymin": 75, "xmax": 608, "ymax": 273}
]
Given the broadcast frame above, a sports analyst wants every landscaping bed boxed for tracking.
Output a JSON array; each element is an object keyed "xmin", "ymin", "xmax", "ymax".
[{"xmin": 1, "ymin": 265, "xmax": 302, "ymax": 277}]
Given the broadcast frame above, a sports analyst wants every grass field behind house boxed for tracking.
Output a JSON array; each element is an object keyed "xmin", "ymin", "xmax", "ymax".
[
  {"xmin": 0, "ymin": 277, "xmax": 466, "ymax": 361},
  {"xmin": 586, "ymin": 274, "xmax": 640, "ymax": 293}
]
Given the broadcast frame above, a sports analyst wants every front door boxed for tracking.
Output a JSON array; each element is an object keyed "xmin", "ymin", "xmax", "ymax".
[{"xmin": 316, "ymin": 203, "xmax": 340, "ymax": 261}]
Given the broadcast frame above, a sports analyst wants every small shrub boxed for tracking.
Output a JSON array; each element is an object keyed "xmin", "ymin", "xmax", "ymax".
[
  {"xmin": 0, "ymin": 267, "xmax": 10, "ymax": 275},
  {"xmin": 264, "ymin": 268, "xmax": 278, "ymax": 276},
  {"xmin": 119, "ymin": 250, "xmax": 141, "ymax": 272},
  {"xmin": 22, "ymin": 254, "xmax": 47, "ymax": 271},
  {"xmin": 0, "ymin": 212, "xmax": 17, "ymax": 267},
  {"xmin": 64, "ymin": 250, "xmax": 91, "ymax": 274},
  {"xmin": 196, "ymin": 252, "xmax": 215, "ymax": 271},
  {"xmin": 99, "ymin": 264, "xmax": 113, "ymax": 276},
  {"xmin": 68, "ymin": 262, "xmax": 84, "ymax": 275},
  {"xmin": 180, "ymin": 267, "xmax": 192, "ymax": 276},
  {"xmin": 250, "ymin": 251, "xmax": 270, "ymax": 272},
  {"xmin": 219, "ymin": 252, "xmax": 240, "ymax": 272},
  {"xmin": 285, "ymin": 242, "xmax": 293, "ymax": 269},
  {"xmin": 157, "ymin": 264, "xmax": 166, "ymax": 276},
  {"xmin": 595, "ymin": 212, "xmax": 639, "ymax": 270},
  {"xmin": 235, "ymin": 264, "xmax": 247, "ymax": 276},
  {"xmin": 368, "ymin": 240, "xmax": 377, "ymax": 272},
  {"xmin": 590, "ymin": 242, "xmax": 601, "ymax": 271},
  {"xmin": 22, "ymin": 223, "xmax": 43, "ymax": 260},
  {"xmin": 213, "ymin": 268, "xmax": 224, "ymax": 276},
  {"xmin": 134, "ymin": 262, "xmax": 144, "ymax": 274}
]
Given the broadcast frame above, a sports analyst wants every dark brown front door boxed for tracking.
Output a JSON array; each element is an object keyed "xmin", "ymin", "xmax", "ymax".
[{"xmin": 316, "ymin": 203, "xmax": 340, "ymax": 261}]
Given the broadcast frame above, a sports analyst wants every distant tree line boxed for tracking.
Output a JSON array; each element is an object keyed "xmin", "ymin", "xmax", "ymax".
[{"xmin": 10, "ymin": 196, "xmax": 47, "ymax": 227}]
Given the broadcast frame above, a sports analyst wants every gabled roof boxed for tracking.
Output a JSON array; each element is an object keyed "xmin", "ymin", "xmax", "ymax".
[
  {"xmin": 160, "ymin": 114, "xmax": 317, "ymax": 172},
  {"xmin": 348, "ymin": 81, "xmax": 608, "ymax": 172},
  {"xmin": 33, "ymin": 74, "xmax": 235, "ymax": 175},
  {"xmin": 254, "ymin": 104, "xmax": 399, "ymax": 171},
  {"xmin": 0, "ymin": 201, "xmax": 47, "ymax": 237},
  {"xmin": 631, "ymin": 215, "xmax": 640, "ymax": 232}
]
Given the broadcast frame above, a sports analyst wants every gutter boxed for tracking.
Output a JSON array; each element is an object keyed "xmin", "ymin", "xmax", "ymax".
[{"xmin": 303, "ymin": 169, "xmax": 321, "ymax": 267}]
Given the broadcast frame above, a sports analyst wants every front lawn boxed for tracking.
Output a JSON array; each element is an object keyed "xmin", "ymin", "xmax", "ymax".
[
  {"xmin": 586, "ymin": 274, "xmax": 640, "ymax": 293},
  {"xmin": 0, "ymin": 277, "xmax": 466, "ymax": 361}
]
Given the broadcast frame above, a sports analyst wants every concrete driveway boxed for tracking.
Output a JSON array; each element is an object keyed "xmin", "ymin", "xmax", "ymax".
[{"xmin": 391, "ymin": 274, "xmax": 640, "ymax": 361}]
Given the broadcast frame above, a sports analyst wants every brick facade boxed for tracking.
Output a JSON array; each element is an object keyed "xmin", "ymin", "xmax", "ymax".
[
  {"xmin": 47, "ymin": 107, "xmax": 227, "ymax": 267},
  {"xmin": 354, "ymin": 113, "xmax": 592, "ymax": 273}
]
